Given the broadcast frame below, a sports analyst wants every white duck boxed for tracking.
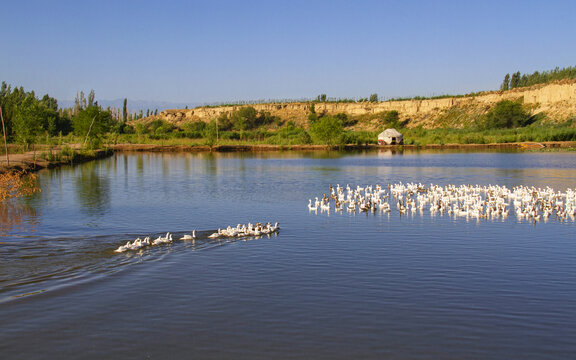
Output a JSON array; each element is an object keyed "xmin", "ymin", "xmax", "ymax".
[{"xmin": 180, "ymin": 230, "xmax": 197, "ymax": 240}]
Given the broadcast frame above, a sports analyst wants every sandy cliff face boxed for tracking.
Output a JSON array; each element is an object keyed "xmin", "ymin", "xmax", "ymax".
[{"xmin": 141, "ymin": 80, "xmax": 576, "ymax": 129}]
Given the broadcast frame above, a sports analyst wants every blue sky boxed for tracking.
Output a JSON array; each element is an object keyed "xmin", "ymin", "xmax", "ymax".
[{"xmin": 1, "ymin": 0, "xmax": 575, "ymax": 106}]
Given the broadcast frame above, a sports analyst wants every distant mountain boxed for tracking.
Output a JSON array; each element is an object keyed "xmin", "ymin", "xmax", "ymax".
[{"xmin": 58, "ymin": 98, "xmax": 199, "ymax": 112}]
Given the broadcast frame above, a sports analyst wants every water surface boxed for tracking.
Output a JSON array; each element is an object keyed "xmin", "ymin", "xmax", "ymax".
[{"xmin": 1, "ymin": 150, "xmax": 575, "ymax": 359}]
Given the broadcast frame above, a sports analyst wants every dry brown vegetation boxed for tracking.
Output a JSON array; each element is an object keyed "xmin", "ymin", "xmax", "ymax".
[{"xmin": 0, "ymin": 170, "xmax": 41, "ymax": 201}]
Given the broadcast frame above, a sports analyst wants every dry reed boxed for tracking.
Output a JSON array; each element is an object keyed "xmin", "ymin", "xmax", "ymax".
[{"xmin": 0, "ymin": 170, "xmax": 41, "ymax": 201}]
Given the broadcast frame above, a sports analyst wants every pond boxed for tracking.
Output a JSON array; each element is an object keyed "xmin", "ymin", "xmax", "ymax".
[{"xmin": 1, "ymin": 150, "xmax": 575, "ymax": 359}]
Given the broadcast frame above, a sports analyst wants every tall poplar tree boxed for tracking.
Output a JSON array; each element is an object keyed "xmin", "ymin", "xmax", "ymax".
[
  {"xmin": 122, "ymin": 98, "xmax": 128, "ymax": 123},
  {"xmin": 510, "ymin": 71, "xmax": 521, "ymax": 89},
  {"xmin": 87, "ymin": 90, "xmax": 95, "ymax": 107},
  {"xmin": 500, "ymin": 73, "xmax": 510, "ymax": 91}
]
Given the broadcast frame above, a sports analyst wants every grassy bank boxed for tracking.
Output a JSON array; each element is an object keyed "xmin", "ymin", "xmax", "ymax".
[
  {"xmin": 2, "ymin": 126, "xmax": 576, "ymax": 154},
  {"xmin": 0, "ymin": 146, "xmax": 114, "ymax": 175},
  {"xmin": 402, "ymin": 124, "xmax": 576, "ymax": 146},
  {"xmin": 1, "ymin": 121, "xmax": 575, "ymax": 161},
  {"xmin": 115, "ymin": 124, "xmax": 576, "ymax": 147}
]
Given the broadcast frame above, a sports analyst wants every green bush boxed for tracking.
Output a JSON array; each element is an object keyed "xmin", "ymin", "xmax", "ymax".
[
  {"xmin": 308, "ymin": 116, "xmax": 344, "ymax": 145},
  {"xmin": 342, "ymin": 131, "xmax": 377, "ymax": 145},
  {"xmin": 481, "ymin": 100, "xmax": 532, "ymax": 129},
  {"xmin": 181, "ymin": 121, "xmax": 206, "ymax": 139},
  {"xmin": 267, "ymin": 122, "xmax": 311, "ymax": 145}
]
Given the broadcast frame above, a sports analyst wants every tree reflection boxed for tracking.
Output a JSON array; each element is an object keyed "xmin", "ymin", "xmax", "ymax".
[
  {"xmin": 0, "ymin": 199, "xmax": 39, "ymax": 236},
  {"xmin": 75, "ymin": 162, "xmax": 110, "ymax": 216},
  {"xmin": 203, "ymin": 152, "xmax": 218, "ymax": 176}
]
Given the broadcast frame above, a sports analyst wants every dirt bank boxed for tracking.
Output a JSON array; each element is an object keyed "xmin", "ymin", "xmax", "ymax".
[
  {"xmin": 0, "ymin": 148, "xmax": 114, "ymax": 175},
  {"xmin": 111, "ymin": 141, "xmax": 576, "ymax": 153},
  {"xmin": 134, "ymin": 80, "xmax": 576, "ymax": 130}
]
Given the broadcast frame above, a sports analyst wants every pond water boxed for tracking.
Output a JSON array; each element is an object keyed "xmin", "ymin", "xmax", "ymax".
[{"xmin": 1, "ymin": 150, "xmax": 575, "ymax": 359}]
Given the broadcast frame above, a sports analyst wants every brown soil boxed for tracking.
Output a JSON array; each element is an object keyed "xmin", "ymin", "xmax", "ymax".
[{"xmin": 0, "ymin": 147, "xmax": 113, "ymax": 174}]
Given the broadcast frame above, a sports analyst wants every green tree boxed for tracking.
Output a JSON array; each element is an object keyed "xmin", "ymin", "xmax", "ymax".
[
  {"xmin": 308, "ymin": 103, "xmax": 318, "ymax": 123},
  {"xmin": 481, "ymin": 100, "xmax": 532, "ymax": 129},
  {"xmin": 316, "ymin": 94, "xmax": 327, "ymax": 102},
  {"xmin": 0, "ymin": 82, "xmax": 15, "ymax": 138},
  {"xmin": 74, "ymin": 91, "xmax": 86, "ymax": 114},
  {"xmin": 1, "ymin": 83, "xmax": 73, "ymax": 140},
  {"xmin": 43, "ymin": 105, "xmax": 61, "ymax": 136},
  {"xmin": 500, "ymin": 73, "xmax": 510, "ymax": 91},
  {"xmin": 122, "ymin": 98, "xmax": 128, "ymax": 123},
  {"xmin": 40, "ymin": 94, "xmax": 58, "ymax": 111},
  {"xmin": 134, "ymin": 122, "xmax": 147, "ymax": 139},
  {"xmin": 308, "ymin": 112, "xmax": 318, "ymax": 123},
  {"xmin": 203, "ymin": 119, "xmax": 218, "ymax": 147},
  {"xmin": 382, "ymin": 110, "xmax": 400, "ymax": 127},
  {"xmin": 12, "ymin": 95, "xmax": 45, "ymax": 150},
  {"xmin": 216, "ymin": 112, "xmax": 233, "ymax": 131},
  {"xmin": 1, "ymin": 83, "xmax": 28, "ymax": 139},
  {"xmin": 182, "ymin": 121, "xmax": 206, "ymax": 138},
  {"xmin": 500, "ymin": 66, "xmax": 576, "ymax": 88},
  {"xmin": 369, "ymin": 93, "xmax": 379, "ymax": 102},
  {"xmin": 520, "ymin": 74, "xmax": 529, "ymax": 87},
  {"xmin": 148, "ymin": 119, "xmax": 174, "ymax": 138},
  {"xmin": 309, "ymin": 116, "xmax": 344, "ymax": 145},
  {"xmin": 73, "ymin": 105, "xmax": 114, "ymax": 146},
  {"xmin": 510, "ymin": 71, "xmax": 521, "ymax": 89},
  {"xmin": 87, "ymin": 90, "xmax": 95, "ymax": 107},
  {"xmin": 272, "ymin": 121, "xmax": 311, "ymax": 145},
  {"xmin": 232, "ymin": 106, "xmax": 257, "ymax": 130},
  {"xmin": 334, "ymin": 112, "xmax": 357, "ymax": 127}
]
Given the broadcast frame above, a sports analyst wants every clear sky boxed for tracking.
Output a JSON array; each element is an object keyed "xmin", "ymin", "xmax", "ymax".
[{"xmin": 1, "ymin": 0, "xmax": 575, "ymax": 106}]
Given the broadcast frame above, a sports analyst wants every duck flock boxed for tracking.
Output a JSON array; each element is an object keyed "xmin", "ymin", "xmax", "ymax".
[
  {"xmin": 114, "ymin": 222, "xmax": 279, "ymax": 253},
  {"xmin": 308, "ymin": 183, "xmax": 576, "ymax": 222},
  {"xmin": 207, "ymin": 222, "xmax": 280, "ymax": 238}
]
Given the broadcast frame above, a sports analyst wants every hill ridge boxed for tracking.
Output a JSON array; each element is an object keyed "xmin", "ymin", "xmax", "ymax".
[{"xmin": 137, "ymin": 80, "xmax": 576, "ymax": 130}]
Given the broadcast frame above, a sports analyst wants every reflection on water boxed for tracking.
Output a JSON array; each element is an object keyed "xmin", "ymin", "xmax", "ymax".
[
  {"xmin": 1, "ymin": 150, "xmax": 575, "ymax": 360},
  {"xmin": 0, "ymin": 199, "xmax": 39, "ymax": 237},
  {"xmin": 377, "ymin": 149, "xmax": 404, "ymax": 157},
  {"xmin": 74, "ymin": 161, "xmax": 110, "ymax": 217}
]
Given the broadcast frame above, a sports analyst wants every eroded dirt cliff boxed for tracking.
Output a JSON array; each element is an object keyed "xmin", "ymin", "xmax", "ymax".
[{"xmin": 136, "ymin": 80, "xmax": 576, "ymax": 130}]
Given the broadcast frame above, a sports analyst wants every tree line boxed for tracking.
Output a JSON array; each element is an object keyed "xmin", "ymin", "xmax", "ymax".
[
  {"xmin": 1, "ymin": 82, "xmax": 71, "ymax": 149},
  {"xmin": 500, "ymin": 65, "xmax": 576, "ymax": 90},
  {"xmin": 0, "ymin": 82, "xmax": 130, "ymax": 149},
  {"xmin": 2, "ymin": 75, "xmax": 571, "ymax": 151},
  {"xmin": 0, "ymin": 82, "xmax": 165, "ymax": 150},
  {"xmin": 203, "ymin": 93, "xmax": 381, "ymax": 108}
]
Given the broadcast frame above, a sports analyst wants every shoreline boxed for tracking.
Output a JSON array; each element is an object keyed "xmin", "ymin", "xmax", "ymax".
[
  {"xmin": 0, "ymin": 148, "xmax": 113, "ymax": 175},
  {"xmin": 110, "ymin": 141, "xmax": 576, "ymax": 152},
  {"xmin": 1, "ymin": 141, "xmax": 575, "ymax": 175}
]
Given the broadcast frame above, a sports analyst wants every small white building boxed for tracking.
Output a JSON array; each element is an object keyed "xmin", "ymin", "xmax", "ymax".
[{"xmin": 378, "ymin": 128, "xmax": 403, "ymax": 145}]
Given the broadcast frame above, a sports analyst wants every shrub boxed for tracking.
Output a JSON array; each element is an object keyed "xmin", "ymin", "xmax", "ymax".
[
  {"xmin": 181, "ymin": 121, "xmax": 206, "ymax": 139},
  {"xmin": 334, "ymin": 113, "xmax": 357, "ymax": 127},
  {"xmin": 268, "ymin": 122, "xmax": 311, "ymax": 145},
  {"xmin": 481, "ymin": 100, "xmax": 532, "ymax": 129},
  {"xmin": 309, "ymin": 116, "xmax": 344, "ymax": 145}
]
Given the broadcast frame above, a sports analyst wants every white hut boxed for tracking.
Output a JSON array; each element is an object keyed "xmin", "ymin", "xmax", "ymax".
[{"xmin": 378, "ymin": 128, "xmax": 403, "ymax": 145}]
